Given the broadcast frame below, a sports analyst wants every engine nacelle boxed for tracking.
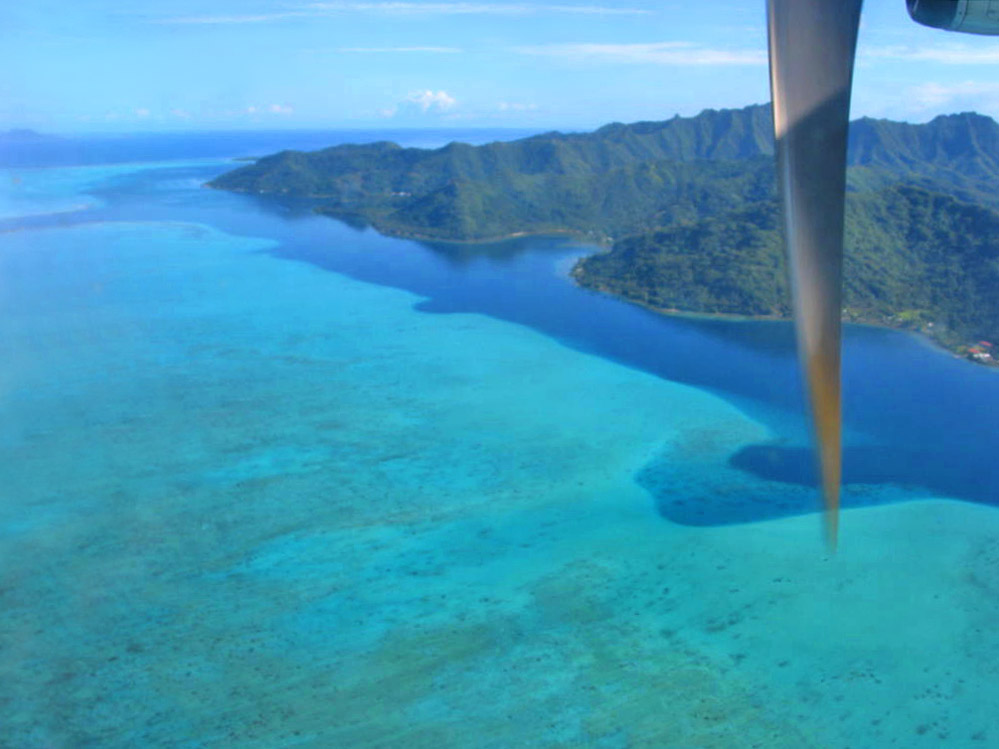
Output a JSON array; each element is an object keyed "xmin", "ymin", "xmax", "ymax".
[{"xmin": 908, "ymin": 0, "xmax": 999, "ymax": 34}]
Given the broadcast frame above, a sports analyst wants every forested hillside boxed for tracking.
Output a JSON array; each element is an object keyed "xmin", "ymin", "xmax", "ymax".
[
  {"xmin": 573, "ymin": 187, "xmax": 999, "ymax": 350},
  {"xmin": 210, "ymin": 104, "xmax": 999, "ymax": 241},
  {"xmin": 210, "ymin": 104, "xmax": 999, "ymax": 353}
]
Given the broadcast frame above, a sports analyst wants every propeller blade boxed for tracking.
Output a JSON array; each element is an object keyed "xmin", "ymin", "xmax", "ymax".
[{"xmin": 767, "ymin": 0, "xmax": 863, "ymax": 549}]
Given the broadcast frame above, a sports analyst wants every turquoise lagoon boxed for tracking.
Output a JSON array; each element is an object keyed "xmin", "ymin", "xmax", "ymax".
[{"xmin": 2, "ymin": 137, "xmax": 999, "ymax": 747}]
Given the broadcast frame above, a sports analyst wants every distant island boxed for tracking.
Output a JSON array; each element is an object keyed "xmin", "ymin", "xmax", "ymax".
[
  {"xmin": 209, "ymin": 104, "xmax": 999, "ymax": 362},
  {"xmin": 0, "ymin": 128, "xmax": 58, "ymax": 143}
]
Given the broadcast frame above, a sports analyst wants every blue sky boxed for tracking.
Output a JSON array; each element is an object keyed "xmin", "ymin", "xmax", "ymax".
[{"xmin": 5, "ymin": 0, "xmax": 999, "ymax": 132}]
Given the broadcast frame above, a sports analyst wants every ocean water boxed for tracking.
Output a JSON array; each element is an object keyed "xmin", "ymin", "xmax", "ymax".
[{"xmin": 2, "ymin": 132, "xmax": 999, "ymax": 747}]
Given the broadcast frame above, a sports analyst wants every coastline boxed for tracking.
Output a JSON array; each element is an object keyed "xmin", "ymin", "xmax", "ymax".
[
  {"xmin": 369, "ymin": 224, "xmax": 605, "ymax": 246},
  {"xmin": 204, "ymin": 185, "xmax": 613, "ymax": 246},
  {"xmin": 566, "ymin": 265, "xmax": 999, "ymax": 368},
  {"xmin": 207, "ymin": 181, "xmax": 997, "ymax": 368}
]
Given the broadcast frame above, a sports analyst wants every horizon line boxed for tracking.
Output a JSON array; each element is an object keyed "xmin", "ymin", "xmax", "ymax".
[{"xmin": 4, "ymin": 103, "xmax": 996, "ymax": 139}]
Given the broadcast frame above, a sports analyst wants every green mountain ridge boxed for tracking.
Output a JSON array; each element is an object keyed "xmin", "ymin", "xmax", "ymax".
[{"xmin": 209, "ymin": 104, "xmax": 999, "ymax": 356}]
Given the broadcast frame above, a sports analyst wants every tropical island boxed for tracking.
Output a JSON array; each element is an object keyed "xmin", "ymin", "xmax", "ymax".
[
  {"xmin": 208, "ymin": 103, "xmax": 999, "ymax": 362},
  {"xmin": 0, "ymin": 128, "xmax": 58, "ymax": 142}
]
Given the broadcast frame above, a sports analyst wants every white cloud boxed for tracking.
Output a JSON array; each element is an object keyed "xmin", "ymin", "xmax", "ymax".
[
  {"xmin": 338, "ymin": 46, "xmax": 463, "ymax": 53},
  {"xmin": 134, "ymin": 108, "xmax": 151, "ymax": 118},
  {"xmin": 515, "ymin": 41, "xmax": 766, "ymax": 66},
  {"xmin": 170, "ymin": 108, "xmax": 192, "ymax": 119},
  {"xmin": 405, "ymin": 89, "xmax": 457, "ymax": 113},
  {"xmin": 862, "ymin": 44, "xmax": 999, "ymax": 65},
  {"xmin": 855, "ymin": 79, "xmax": 999, "ymax": 121},
  {"xmin": 497, "ymin": 101, "xmax": 538, "ymax": 112},
  {"xmin": 907, "ymin": 80, "xmax": 999, "ymax": 112},
  {"xmin": 376, "ymin": 90, "xmax": 458, "ymax": 119},
  {"xmin": 237, "ymin": 104, "xmax": 295, "ymax": 118},
  {"xmin": 158, "ymin": 2, "xmax": 650, "ymax": 24}
]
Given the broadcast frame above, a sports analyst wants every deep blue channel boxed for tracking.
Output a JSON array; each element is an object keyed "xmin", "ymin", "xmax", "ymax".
[{"xmin": 5, "ymin": 131, "xmax": 998, "ymax": 525}]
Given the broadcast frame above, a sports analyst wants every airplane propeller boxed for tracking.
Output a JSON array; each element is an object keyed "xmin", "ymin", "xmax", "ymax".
[
  {"xmin": 766, "ymin": 0, "xmax": 998, "ymax": 548},
  {"xmin": 767, "ymin": 0, "xmax": 862, "ymax": 549}
]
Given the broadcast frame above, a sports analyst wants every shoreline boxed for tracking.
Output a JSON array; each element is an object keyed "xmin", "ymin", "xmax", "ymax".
[
  {"xmin": 338, "ymin": 216, "xmax": 612, "ymax": 247},
  {"xmin": 204, "ymin": 184, "xmax": 607, "ymax": 246},
  {"xmin": 567, "ymin": 269, "xmax": 999, "ymax": 369},
  {"xmin": 371, "ymin": 225, "xmax": 603, "ymax": 246},
  {"xmin": 208, "ymin": 183, "xmax": 997, "ymax": 368},
  {"xmin": 205, "ymin": 183, "xmax": 611, "ymax": 246},
  {"xmin": 372, "ymin": 214, "xmax": 999, "ymax": 369}
]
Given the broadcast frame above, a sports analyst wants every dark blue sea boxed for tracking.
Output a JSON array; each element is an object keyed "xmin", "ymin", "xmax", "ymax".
[{"xmin": 2, "ymin": 130, "xmax": 997, "ymax": 747}]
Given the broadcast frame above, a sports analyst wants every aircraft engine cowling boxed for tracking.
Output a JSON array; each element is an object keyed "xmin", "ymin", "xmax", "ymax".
[{"xmin": 907, "ymin": 0, "xmax": 999, "ymax": 35}]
